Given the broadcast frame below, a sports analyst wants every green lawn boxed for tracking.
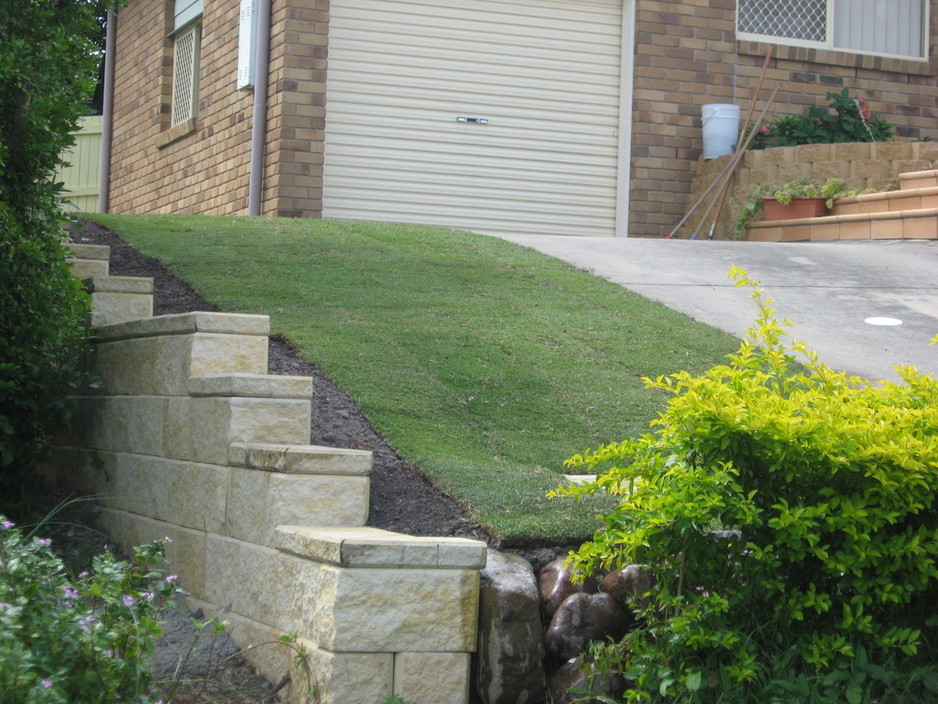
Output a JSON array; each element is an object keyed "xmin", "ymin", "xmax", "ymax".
[{"xmin": 84, "ymin": 214, "xmax": 739, "ymax": 544}]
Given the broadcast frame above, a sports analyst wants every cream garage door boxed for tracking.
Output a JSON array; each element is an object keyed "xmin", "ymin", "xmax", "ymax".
[{"xmin": 322, "ymin": 0, "xmax": 626, "ymax": 237}]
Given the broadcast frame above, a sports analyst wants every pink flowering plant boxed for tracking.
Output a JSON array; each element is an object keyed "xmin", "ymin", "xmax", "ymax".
[
  {"xmin": 740, "ymin": 88, "xmax": 893, "ymax": 150},
  {"xmin": 0, "ymin": 517, "xmax": 178, "ymax": 704}
]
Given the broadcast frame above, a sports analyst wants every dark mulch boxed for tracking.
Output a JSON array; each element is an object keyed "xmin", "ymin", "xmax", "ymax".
[{"xmin": 67, "ymin": 218, "xmax": 494, "ymax": 546}]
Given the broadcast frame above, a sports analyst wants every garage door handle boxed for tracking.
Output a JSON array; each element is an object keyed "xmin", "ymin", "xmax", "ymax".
[{"xmin": 457, "ymin": 116, "xmax": 489, "ymax": 124}]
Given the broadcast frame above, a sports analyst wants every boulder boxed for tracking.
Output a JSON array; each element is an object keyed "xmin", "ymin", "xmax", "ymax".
[
  {"xmin": 601, "ymin": 564, "xmax": 655, "ymax": 611},
  {"xmin": 544, "ymin": 592, "xmax": 633, "ymax": 660},
  {"xmin": 475, "ymin": 550, "xmax": 547, "ymax": 704},
  {"xmin": 537, "ymin": 556, "xmax": 597, "ymax": 619},
  {"xmin": 548, "ymin": 657, "xmax": 629, "ymax": 704}
]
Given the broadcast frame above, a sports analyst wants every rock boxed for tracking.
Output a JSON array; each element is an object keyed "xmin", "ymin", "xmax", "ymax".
[
  {"xmin": 601, "ymin": 564, "xmax": 655, "ymax": 611},
  {"xmin": 537, "ymin": 557, "xmax": 597, "ymax": 618},
  {"xmin": 475, "ymin": 550, "xmax": 547, "ymax": 704},
  {"xmin": 544, "ymin": 592, "xmax": 633, "ymax": 660},
  {"xmin": 548, "ymin": 656, "xmax": 629, "ymax": 704}
]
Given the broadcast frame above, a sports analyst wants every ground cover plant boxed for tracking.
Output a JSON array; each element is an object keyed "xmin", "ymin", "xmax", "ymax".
[
  {"xmin": 0, "ymin": 516, "xmax": 175, "ymax": 704},
  {"xmin": 558, "ymin": 271, "xmax": 938, "ymax": 703},
  {"xmin": 81, "ymin": 213, "xmax": 738, "ymax": 543}
]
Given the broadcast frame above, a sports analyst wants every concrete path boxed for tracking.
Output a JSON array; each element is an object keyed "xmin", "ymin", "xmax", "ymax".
[{"xmin": 494, "ymin": 236, "xmax": 938, "ymax": 382}]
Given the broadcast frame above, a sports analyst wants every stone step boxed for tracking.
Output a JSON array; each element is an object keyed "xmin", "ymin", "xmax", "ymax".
[
  {"xmin": 84, "ymin": 274, "xmax": 154, "ymax": 327},
  {"xmin": 66, "ymin": 242, "xmax": 110, "ymax": 279},
  {"xmin": 747, "ymin": 207, "xmax": 938, "ymax": 242},
  {"xmin": 831, "ymin": 186, "xmax": 938, "ymax": 217},
  {"xmin": 899, "ymin": 169, "xmax": 938, "ymax": 190},
  {"xmin": 229, "ymin": 441, "xmax": 372, "ymax": 476},
  {"xmin": 93, "ymin": 312, "xmax": 270, "ymax": 396}
]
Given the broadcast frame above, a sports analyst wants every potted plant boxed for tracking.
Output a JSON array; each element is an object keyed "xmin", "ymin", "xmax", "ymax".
[{"xmin": 734, "ymin": 178, "xmax": 870, "ymax": 239}]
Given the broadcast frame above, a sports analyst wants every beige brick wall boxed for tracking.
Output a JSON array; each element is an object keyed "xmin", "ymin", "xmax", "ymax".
[
  {"xmin": 632, "ymin": 0, "xmax": 938, "ymax": 238},
  {"xmin": 109, "ymin": 0, "xmax": 256, "ymax": 216},
  {"xmin": 107, "ymin": 0, "xmax": 938, "ymax": 237}
]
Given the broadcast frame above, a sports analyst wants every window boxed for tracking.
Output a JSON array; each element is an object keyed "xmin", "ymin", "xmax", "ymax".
[
  {"xmin": 737, "ymin": 0, "xmax": 927, "ymax": 59},
  {"xmin": 171, "ymin": 23, "xmax": 201, "ymax": 126},
  {"xmin": 169, "ymin": 0, "xmax": 203, "ymax": 127}
]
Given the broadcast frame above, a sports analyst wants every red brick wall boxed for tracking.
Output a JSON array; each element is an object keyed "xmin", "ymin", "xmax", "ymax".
[{"xmin": 630, "ymin": 0, "xmax": 938, "ymax": 238}]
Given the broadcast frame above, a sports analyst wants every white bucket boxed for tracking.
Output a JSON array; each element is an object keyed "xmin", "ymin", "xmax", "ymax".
[{"xmin": 701, "ymin": 104, "xmax": 740, "ymax": 159}]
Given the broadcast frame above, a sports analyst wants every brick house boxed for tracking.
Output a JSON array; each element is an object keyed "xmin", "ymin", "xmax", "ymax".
[{"xmin": 103, "ymin": 0, "xmax": 938, "ymax": 238}]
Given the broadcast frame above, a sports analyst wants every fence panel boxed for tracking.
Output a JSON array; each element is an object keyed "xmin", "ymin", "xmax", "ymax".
[{"xmin": 56, "ymin": 115, "xmax": 103, "ymax": 213}]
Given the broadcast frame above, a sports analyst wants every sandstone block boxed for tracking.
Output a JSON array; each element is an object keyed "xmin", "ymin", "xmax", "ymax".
[
  {"xmin": 229, "ymin": 442, "xmax": 373, "ymax": 476},
  {"xmin": 97, "ymin": 508, "xmax": 208, "ymax": 595},
  {"xmin": 188, "ymin": 373, "xmax": 312, "ymax": 399},
  {"xmin": 227, "ymin": 469, "xmax": 370, "ymax": 545},
  {"xmin": 91, "ymin": 291, "xmax": 154, "ymax": 328},
  {"xmin": 290, "ymin": 561, "xmax": 481, "ymax": 652},
  {"xmin": 395, "ymin": 652, "xmax": 471, "ymax": 704},
  {"xmin": 69, "ymin": 258, "xmax": 109, "ymax": 279},
  {"xmin": 73, "ymin": 450, "xmax": 228, "ymax": 534},
  {"xmin": 275, "ymin": 525, "xmax": 487, "ymax": 569}
]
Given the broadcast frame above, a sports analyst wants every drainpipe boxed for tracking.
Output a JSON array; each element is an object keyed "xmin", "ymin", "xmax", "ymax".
[
  {"xmin": 98, "ymin": 8, "xmax": 116, "ymax": 213},
  {"xmin": 247, "ymin": 0, "xmax": 271, "ymax": 216}
]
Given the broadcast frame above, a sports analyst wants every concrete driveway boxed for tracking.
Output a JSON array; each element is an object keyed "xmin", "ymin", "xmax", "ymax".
[{"xmin": 494, "ymin": 236, "xmax": 938, "ymax": 383}]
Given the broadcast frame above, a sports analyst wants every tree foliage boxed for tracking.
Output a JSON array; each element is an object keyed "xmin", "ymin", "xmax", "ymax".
[{"xmin": 0, "ymin": 0, "xmax": 115, "ymax": 504}]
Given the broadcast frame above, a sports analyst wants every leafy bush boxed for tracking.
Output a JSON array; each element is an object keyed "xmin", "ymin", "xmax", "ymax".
[
  {"xmin": 0, "ymin": 517, "xmax": 176, "ymax": 704},
  {"xmin": 740, "ymin": 88, "xmax": 893, "ymax": 150},
  {"xmin": 0, "ymin": 0, "xmax": 113, "ymax": 501},
  {"xmin": 732, "ymin": 178, "xmax": 876, "ymax": 239},
  {"xmin": 557, "ymin": 271, "xmax": 938, "ymax": 703}
]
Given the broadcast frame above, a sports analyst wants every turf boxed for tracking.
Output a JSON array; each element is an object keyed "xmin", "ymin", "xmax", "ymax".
[{"xmin": 83, "ymin": 214, "xmax": 739, "ymax": 544}]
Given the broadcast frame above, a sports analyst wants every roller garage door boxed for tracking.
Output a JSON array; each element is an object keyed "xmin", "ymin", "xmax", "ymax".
[{"xmin": 322, "ymin": 0, "xmax": 629, "ymax": 237}]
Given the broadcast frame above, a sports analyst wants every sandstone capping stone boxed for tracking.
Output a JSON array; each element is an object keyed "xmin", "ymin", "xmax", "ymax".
[
  {"xmin": 275, "ymin": 525, "xmax": 487, "ymax": 569},
  {"xmin": 84, "ymin": 274, "xmax": 154, "ymax": 295},
  {"xmin": 188, "ymin": 373, "xmax": 313, "ymax": 399},
  {"xmin": 229, "ymin": 442, "xmax": 372, "ymax": 475},
  {"xmin": 94, "ymin": 311, "xmax": 270, "ymax": 342},
  {"xmin": 66, "ymin": 243, "xmax": 110, "ymax": 261}
]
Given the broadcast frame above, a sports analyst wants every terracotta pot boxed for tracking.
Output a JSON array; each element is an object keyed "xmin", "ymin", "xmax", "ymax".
[{"xmin": 761, "ymin": 196, "xmax": 827, "ymax": 221}]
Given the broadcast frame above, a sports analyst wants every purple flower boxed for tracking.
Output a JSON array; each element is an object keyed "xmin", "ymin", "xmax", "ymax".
[
  {"xmin": 41, "ymin": 680, "xmax": 53, "ymax": 689},
  {"xmin": 1, "ymin": 520, "xmax": 14, "ymax": 529},
  {"xmin": 79, "ymin": 616, "xmax": 97, "ymax": 632},
  {"xmin": 78, "ymin": 571, "xmax": 89, "ymax": 579},
  {"xmin": 165, "ymin": 574, "xmax": 178, "ymax": 585},
  {"xmin": 163, "ymin": 536, "xmax": 173, "ymax": 543},
  {"xmin": 122, "ymin": 596, "xmax": 136, "ymax": 607},
  {"xmin": 63, "ymin": 586, "xmax": 79, "ymax": 599},
  {"xmin": 0, "ymin": 602, "xmax": 10, "ymax": 609},
  {"xmin": 36, "ymin": 538, "xmax": 51, "ymax": 548}
]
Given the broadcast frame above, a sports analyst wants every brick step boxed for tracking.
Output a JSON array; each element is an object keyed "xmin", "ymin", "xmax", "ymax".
[
  {"xmin": 831, "ymin": 185, "xmax": 938, "ymax": 217},
  {"xmin": 747, "ymin": 207, "xmax": 938, "ymax": 242},
  {"xmin": 899, "ymin": 169, "xmax": 938, "ymax": 190}
]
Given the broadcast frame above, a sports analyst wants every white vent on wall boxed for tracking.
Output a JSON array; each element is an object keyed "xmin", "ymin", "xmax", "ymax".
[
  {"xmin": 171, "ymin": 24, "xmax": 200, "ymax": 125},
  {"xmin": 237, "ymin": 0, "xmax": 257, "ymax": 90}
]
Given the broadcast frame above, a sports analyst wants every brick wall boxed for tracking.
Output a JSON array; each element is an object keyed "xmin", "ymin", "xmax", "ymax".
[
  {"xmin": 630, "ymin": 0, "xmax": 938, "ymax": 239},
  {"xmin": 109, "ymin": 0, "xmax": 256, "ymax": 215},
  {"xmin": 263, "ymin": 0, "xmax": 329, "ymax": 217}
]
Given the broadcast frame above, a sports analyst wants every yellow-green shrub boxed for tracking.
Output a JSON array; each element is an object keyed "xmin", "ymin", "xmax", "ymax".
[{"xmin": 557, "ymin": 270, "xmax": 938, "ymax": 703}]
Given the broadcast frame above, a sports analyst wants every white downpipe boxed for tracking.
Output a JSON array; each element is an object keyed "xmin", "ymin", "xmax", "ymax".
[{"xmin": 248, "ymin": 0, "xmax": 271, "ymax": 216}]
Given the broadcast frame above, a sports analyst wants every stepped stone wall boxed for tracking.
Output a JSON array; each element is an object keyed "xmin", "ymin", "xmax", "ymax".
[
  {"xmin": 49, "ymin": 244, "xmax": 487, "ymax": 704},
  {"xmin": 682, "ymin": 141, "xmax": 938, "ymax": 240}
]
